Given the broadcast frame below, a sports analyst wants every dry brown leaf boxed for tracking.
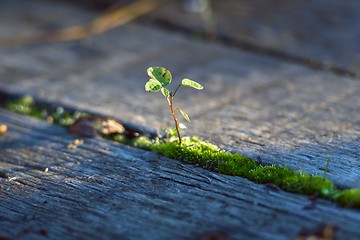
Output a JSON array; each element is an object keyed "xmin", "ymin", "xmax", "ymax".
[
  {"xmin": 69, "ymin": 116, "xmax": 125, "ymax": 138},
  {"xmin": 69, "ymin": 116, "xmax": 99, "ymax": 137},
  {"xmin": 99, "ymin": 118, "xmax": 125, "ymax": 135}
]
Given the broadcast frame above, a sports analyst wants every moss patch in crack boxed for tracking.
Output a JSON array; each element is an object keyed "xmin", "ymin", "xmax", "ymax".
[
  {"xmin": 122, "ymin": 136, "xmax": 360, "ymax": 208},
  {"xmin": 334, "ymin": 189, "xmax": 360, "ymax": 207},
  {"xmin": 4, "ymin": 95, "xmax": 360, "ymax": 209},
  {"xmin": 5, "ymin": 95, "xmax": 87, "ymax": 126}
]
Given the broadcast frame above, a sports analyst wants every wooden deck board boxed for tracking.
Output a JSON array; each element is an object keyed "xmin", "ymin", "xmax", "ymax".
[
  {"xmin": 0, "ymin": 14, "xmax": 358, "ymax": 188},
  {"xmin": 0, "ymin": 1, "xmax": 359, "ymax": 238},
  {"xmin": 1, "ymin": 109, "xmax": 360, "ymax": 239}
]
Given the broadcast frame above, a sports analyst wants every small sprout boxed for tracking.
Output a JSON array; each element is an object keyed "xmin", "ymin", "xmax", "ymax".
[{"xmin": 145, "ymin": 66, "xmax": 203, "ymax": 145}]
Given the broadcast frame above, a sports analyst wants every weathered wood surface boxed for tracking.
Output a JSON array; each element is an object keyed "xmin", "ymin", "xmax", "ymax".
[
  {"xmin": 0, "ymin": 0, "xmax": 359, "ymax": 189},
  {"xmin": 0, "ymin": 1, "xmax": 360, "ymax": 239},
  {"xmin": 1, "ymin": 109, "xmax": 360, "ymax": 240},
  {"xmin": 147, "ymin": 0, "xmax": 360, "ymax": 76}
]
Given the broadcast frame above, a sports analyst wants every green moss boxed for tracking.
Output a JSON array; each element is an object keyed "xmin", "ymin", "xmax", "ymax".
[
  {"xmin": 126, "ymin": 136, "xmax": 360, "ymax": 209},
  {"xmin": 4, "ymin": 95, "xmax": 360, "ymax": 209},
  {"xmin": 334, "ymin": 189, "xmax": 360, "ymax": 208},
  {"xmin": 5, "ymin": 95, "xmax": 87, "ymax": 126},
  {"xmin": 5, "ymin": 95, "xmax": 45, "ymax": 119}
]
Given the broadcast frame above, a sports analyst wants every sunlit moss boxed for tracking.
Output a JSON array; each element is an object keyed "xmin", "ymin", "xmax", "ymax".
[
  {"xmin": 127, "ymin": 136, "xmax": 360, "ymax": 208},
  {"xmin": 4, "ymin": 96, "xmax": 360, "ymax": 209},
  {"xmin": 334, "ymin": 189, "xmax": 360, "ymax": 208}
]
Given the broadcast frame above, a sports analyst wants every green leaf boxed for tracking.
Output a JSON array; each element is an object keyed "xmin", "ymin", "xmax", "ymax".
[
  {"xmin": 161, "ymin": 87, "xmax": 170, "ymax": 98},
  {"xmin": 145, "ymin": 80, "xmax": 161, "ymax": 92},
  {"xmin": 179, "ymin": 109, "xmax": 190, "ymax": 122},
  {"xmin": 147, "ymin": 67, "xmax": 172, "ymax": 87},
  {"xmin": 179, "ymin": 123, "xmax": 187, "ymax": 129},
  {"xmin": 181, "ymin": 78, "xmax": 203, "ymax": 90}
]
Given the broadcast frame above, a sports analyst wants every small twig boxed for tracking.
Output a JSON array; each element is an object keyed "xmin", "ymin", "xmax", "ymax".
[{"xmin": 172, "ymin": 84, "xmax": 182, "ymax": 97}]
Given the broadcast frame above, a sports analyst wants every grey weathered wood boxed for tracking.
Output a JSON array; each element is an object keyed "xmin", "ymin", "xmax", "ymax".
[
  {"xmin": 0, "ymin": 3, "xmax": 359, "ymax": 239},
  {"xmin": 147, "ymin": 0, "xmax": 360, "ymax": 76},
  {"xmin": 0, "ymin": 0, "xmax": 359, "ymax": 189},
  {"xmin": 1, "ymin": 109, "xmax": 360, "ymax": 240}
]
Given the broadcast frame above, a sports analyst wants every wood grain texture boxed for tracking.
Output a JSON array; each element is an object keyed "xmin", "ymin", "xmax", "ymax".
[
  {"xmin": 0, "ymin": 4, "xmax": 359, "ymax": 239},
  {"xmin": 0, "ymin": 0, "xmax": 359, "ymax": 190},
  {"xmin": 1, "ymin": 109, "xmax": 360, "ymax": 240},
  {"xmin": 0, "ymin": 2, "xmax": 358, "ymax": 190}
]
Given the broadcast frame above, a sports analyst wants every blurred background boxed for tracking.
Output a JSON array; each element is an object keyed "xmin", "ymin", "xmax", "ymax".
[{"xmin": 1, "ymin": 0, "xmax": 359, "ymax": 75}]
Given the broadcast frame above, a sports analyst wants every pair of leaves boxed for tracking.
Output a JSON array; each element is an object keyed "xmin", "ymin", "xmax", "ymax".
[
  {"xmin": 145, "ymin": 67, "xmax": 203, "ymax": 98},
  {"xmin": 145, "ymin": 67, "xmax": 172, "ymax": 93}
]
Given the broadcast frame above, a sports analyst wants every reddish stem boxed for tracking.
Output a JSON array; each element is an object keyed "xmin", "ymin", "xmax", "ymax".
[{"xmin": 167, "ymin": 96, "xmax": 181, "ymax": 145}]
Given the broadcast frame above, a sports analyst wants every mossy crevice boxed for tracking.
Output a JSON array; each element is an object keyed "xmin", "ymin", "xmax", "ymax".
[
  {"xmin": 3, "ymin": 95, "xmax": 360, "ymax": 209},
  {"xmin": 5, "ymin": 95, "xmax": 87, "ymax": 126},
  {"xmin": 122, "ymin": 136, "xmax": 360, "ymax": 208}
]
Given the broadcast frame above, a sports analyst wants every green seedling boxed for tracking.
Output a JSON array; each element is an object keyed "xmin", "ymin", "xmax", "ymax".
[{"xmin": 145, "ymin": 66, "xmax": 203, "ymax": 145}]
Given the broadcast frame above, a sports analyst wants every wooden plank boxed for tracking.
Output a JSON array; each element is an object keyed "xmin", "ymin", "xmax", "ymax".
[
  {"xmin": 0, "ymin": 0, "xmax": 359, "ymax": 190},
  {"xmin": 147, "ymin": 0, "xmax": 360, "ymax": 76},
  {"xmin": 190, "ymin": 68, "xmax": 360, "ymax": 189},
  {"xmin": 1, "ymin": 109, "xmax": 360, "ymax": 239}
]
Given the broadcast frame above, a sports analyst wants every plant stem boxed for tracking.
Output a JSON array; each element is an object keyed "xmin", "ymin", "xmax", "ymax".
[
  {"xmin": 172, "ymin": 83, "xmax": 182, "ymax": 97},
  {"xmin": 167, "ymin": 96, "xmax": 182, "ymax": 145}
]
